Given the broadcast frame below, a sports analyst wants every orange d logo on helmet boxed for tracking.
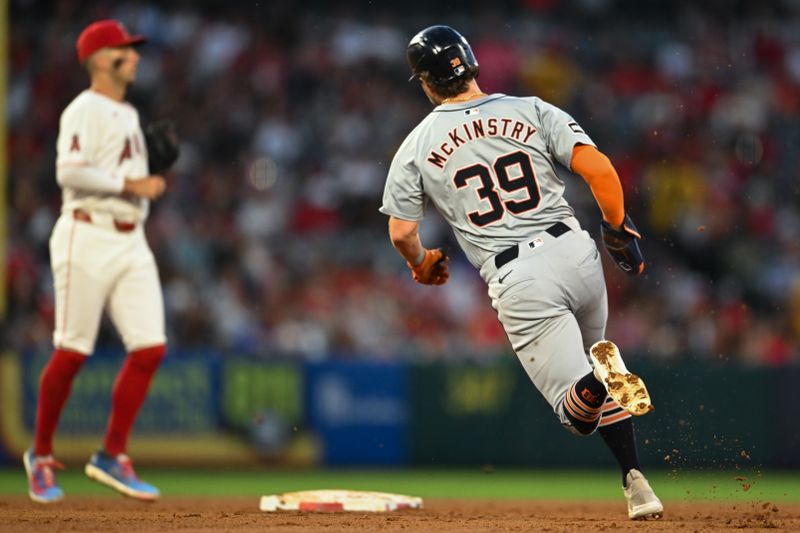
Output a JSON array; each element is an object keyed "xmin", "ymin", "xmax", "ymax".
[{"xmin": 76, "ymin": 19, "xmax": 147, "ymax": 63}]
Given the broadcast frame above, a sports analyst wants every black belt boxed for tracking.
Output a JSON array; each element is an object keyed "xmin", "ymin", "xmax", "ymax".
[{"xmin": 494, "ymin": 221, "xmax": 572, "ymax": 269}]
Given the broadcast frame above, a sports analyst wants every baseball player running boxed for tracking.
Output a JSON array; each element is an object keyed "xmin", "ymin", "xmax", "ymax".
[
  {"xmin": 23, "ymin": 20, "xmax": 167, "ymax": 503},
  {"xmin": 381, "ymin": 26, "xmax": 662, "ymax": 520}
]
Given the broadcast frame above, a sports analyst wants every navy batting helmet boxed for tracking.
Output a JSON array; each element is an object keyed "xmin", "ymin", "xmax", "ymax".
[{"xmin": 406, "ymin": 25, "xmax": 479, "ymax": 84}]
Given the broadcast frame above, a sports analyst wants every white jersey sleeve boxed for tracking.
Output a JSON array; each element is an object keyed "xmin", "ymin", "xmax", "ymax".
[
  {"xmin": 380, "ymin": 132, "xmax": 426, "ymax": 222},
  {"xmin": 534, "ymin": 98, "xmax": 596, "ymax": 171},
  {"xmin": 56, "ymin": 97, "xmax": 125, "ymax": 193}
]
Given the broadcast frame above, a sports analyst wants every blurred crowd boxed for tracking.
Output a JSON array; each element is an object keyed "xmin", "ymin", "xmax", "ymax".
[{"xmin": 5, "ymin": 0, "xmax": 800, "ymax": 364}]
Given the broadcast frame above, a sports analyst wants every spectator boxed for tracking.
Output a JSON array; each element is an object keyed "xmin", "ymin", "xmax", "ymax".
[{"xmin": 5, "ymin": 1, "xmax": 799, "ymax": 364}]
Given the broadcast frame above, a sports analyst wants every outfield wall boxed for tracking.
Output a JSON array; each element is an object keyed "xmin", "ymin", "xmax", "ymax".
[{"xmin": 1, "ymin": 351, "xmax": 797, "ymax": 469}]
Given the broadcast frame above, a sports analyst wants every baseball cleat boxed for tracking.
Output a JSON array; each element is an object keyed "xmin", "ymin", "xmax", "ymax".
[
  {"xmin": 623, "ymin": 469, "xmax": 663, "ymax": 520},
  {"xmin": 23, "ymin": 449, "xmax": 65, "ymax": 503},
  {"xmin": 590, "ymin": 340, "xmax": 654, "ymax": 416},
  {"xmin": 85, "ymin": 450, "xmax": 160, "ymax": 501}
]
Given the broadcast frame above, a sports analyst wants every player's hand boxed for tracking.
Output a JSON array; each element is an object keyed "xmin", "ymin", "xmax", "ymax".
[
  {"xmin": 600, "ymin": 213, "xmax": 645, "ymax": 275},
  {"xmin": 408, "ymin": 248, "xmax": 449, "ymax": 285},
  {"xmin": 124, "ymin": 176, "xmax": 166, "ymax": 200}
]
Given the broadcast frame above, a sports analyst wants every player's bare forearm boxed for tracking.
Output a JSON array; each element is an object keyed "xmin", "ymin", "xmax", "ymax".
[
  {"xmin": 571, "ymin": 145, "xmax": 624, "ymax": 229},
  {"xmin": 123, "ymin": 176, "xmax": 167, "ymax": 200},
  {"xmin": 388, "ymin": 217, "xmax": 425, "ymax": 265}
]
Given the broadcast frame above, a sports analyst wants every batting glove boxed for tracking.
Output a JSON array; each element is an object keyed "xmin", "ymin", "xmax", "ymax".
[
  {"xmin": 408, "ymin": 248, "xmax": 449, "ymax": 285},
  {"xmin": 600, "ymin": 213, "xmax": 645, "ymax": 276}
]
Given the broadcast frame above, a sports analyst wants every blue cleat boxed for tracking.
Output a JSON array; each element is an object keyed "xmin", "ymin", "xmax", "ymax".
[
  {"xmin": 85, "ymin": 450, "xmax": 160, "ymax": 501},
  {"xmin": 23, "ymin": 449, "xmax": 65, "ymax": 503}
]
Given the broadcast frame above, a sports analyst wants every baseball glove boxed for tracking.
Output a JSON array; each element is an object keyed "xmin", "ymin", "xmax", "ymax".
[
  {"xmin": 600, "ymin": 213, "xmax": 645, "ymax": 275},
  {"xmin": 144, "ymin": 119, "xmax": 180, "ymax": 174},
  {"xmin": 408, "ymin": 248, "xmax": 449, "ymax": 285}
]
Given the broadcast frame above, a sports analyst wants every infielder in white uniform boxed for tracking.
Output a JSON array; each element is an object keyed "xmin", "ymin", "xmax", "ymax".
[
  {"xmin": 381, "ymin": 26, "xmax": 663, "ymax": 520},
  {"xmin": 23, "ymin": 20, "xmax": 166, "ymax": 503}
]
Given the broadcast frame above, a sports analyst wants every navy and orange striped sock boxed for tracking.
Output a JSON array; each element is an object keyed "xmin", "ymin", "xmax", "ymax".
[
  {"xmin": 562, "ymin": 371, "xmax": 608, "ymax": 435},
  {"xmin": 598, "ymin": 396, "xmax": 632, "ymax": 428}
]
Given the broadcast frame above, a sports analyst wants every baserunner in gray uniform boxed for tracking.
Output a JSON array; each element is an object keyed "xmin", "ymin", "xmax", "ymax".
[{"xmin": 381, "ymin": 26, "xmax": 663, "ymax": 520}]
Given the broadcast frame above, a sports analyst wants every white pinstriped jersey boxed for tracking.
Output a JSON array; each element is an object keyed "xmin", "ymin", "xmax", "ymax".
[
  {"xmin": 56, "ymin": 90, "xmax": 150, "ymax": 223},
  {"xmin": 380, "ymin": 93, "xmax": 595, "ymax": 268}
]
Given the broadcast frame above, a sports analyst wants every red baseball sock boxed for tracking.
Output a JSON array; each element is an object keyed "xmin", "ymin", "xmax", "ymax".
[
  {"xmin": 34, "ymin": 349, "xmax": 87, "ymax": 456},
  {"xmin": 103, "ymin": 345, "xmax": 165, "ymax": 456}
]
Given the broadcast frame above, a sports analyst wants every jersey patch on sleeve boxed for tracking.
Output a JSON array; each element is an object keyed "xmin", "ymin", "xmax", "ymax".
[
  {"xmin": 567, "ymin": 122, "xmax": 585, "ymax": 134},
  {"xmin": 70, "ymin": 134, "xmax": 81, "ymax": 152}
]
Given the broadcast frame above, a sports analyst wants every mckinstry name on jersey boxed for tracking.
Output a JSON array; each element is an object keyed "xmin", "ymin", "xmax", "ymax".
[{"xmin": 426, "ymin": 115, "xmax": 539, "ymax": 169}]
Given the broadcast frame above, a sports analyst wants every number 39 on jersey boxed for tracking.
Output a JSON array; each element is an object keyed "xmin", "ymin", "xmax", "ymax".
[{"xmin": 453, "ymin": 150, "xmax": 542, "ymax": 227}]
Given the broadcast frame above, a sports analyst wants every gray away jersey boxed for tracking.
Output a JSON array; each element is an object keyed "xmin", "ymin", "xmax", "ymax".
[{"xmin": 380, "ymin": 93, "xmax": 595, "ymax": 269}]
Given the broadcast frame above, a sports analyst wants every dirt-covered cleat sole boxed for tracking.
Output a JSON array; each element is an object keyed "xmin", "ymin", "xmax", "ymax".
[{"xmin": 590, "ymin": 341, "xmax": 654, "ymax": 416}]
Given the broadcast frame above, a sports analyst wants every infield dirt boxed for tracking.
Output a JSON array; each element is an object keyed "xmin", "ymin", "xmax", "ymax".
[{"xmin": 1, "ymin": 497, "xmax": 798, "ymax": 532}]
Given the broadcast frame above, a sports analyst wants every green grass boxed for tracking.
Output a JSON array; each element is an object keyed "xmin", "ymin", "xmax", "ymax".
[{"xmin": 2, "ymin": 468, "xmax": 798, "ymax": 501}]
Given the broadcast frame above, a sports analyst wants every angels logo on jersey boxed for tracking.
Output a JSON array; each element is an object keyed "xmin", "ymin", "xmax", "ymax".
[{"xmin": 118, "ymin": 138, "xmax": 133, "ymax": 165}]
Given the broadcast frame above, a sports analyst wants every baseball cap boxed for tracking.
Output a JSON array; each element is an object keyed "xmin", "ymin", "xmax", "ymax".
[{"xmin": 76, "ymin": 19, "xmax": 147, "ymax": 63}]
